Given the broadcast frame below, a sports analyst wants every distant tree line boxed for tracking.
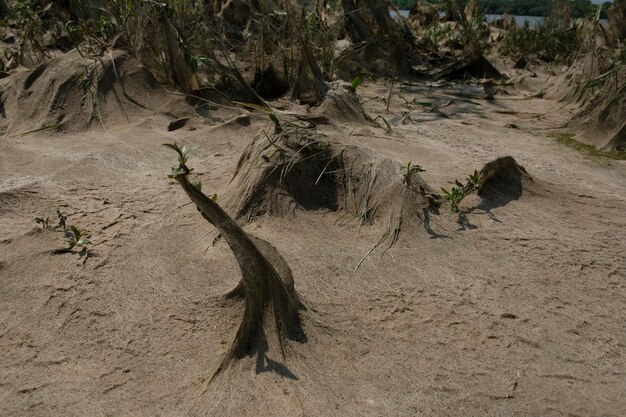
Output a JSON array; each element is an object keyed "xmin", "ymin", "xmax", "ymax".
[{"xmin": 391, "ymin": 0, "xmax": 612, "ymax": 18}]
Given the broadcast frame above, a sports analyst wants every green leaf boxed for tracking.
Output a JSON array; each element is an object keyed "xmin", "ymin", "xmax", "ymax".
[
  {"xmin": 210, "ymin": 193, "xmax": 218, "ymax": 202},
  {"xmin": 162, "ymin": 142, "xmax": 183, "ymax": 158},
  {"xmin": 162, "ymin": 142, "xmax": 178, "ymax": 151},
  {"xmin": 196, "ymin": 55, "xmax": 210, "ymax": 64},
  {"xmin": 351, "ymin": 75, "xmax": 362, "ymax": 91},
  {"xmin": 269, "ymin": 113, "xmax": 280, "ymax": 126},
  {"xmin": 168, "ymin": 167, "xmax": 188, "ymax": 178},
  {"xmin": 70, "ymin": 225, "xmax": 81, "ymax": 240},
  {"xmin": 192, "ymin": 180, "xmax": 202, "ymax": 191},
  {"xmin": 269, "ymin": 113, "xmax": 282, "ymax": 133}
]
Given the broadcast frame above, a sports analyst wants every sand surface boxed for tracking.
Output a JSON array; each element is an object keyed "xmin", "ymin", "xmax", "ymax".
[{"xmin": 1, "ymin": 76, "xmax": 625, "ymax": 416}]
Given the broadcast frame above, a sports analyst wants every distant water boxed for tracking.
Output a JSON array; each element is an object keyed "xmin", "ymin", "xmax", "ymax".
[
  {"xmin": 485, "ymin": 14, "xmax": 545, "ymax": 27},
  {"xmin": 391, "ymin": 10, "xmax": 608, "ymax": 27},
  {"xmin": 485, "ymin": 14, "xmax": 608, "ymax": 27}
]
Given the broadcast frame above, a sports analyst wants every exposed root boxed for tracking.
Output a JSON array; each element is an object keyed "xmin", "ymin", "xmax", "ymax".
[{"xmin": 171, "ymin": 174, "xmax": 303, "ymax": 379}]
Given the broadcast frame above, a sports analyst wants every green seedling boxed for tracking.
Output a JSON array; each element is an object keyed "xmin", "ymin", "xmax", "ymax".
[
  {"xmin": 350, "ymin": 75, "xmax": 362, "ymax": 92},
  {"xmin": 269, "ymin": 113, "xmax": 282, "ymax": 134},
  {"xmin": 190, "ymin": 55, "xmax": 211, "ymax": 73},
  {"xmin": 162, "ymin": 141, "xmax": 195, "ymax": 179},
  {"xmin": 77, "ymin": 73, "xmax": 91, "ymax": 90},
  {"xmin": 441, "ymin": 170, "xmax": 484, "ymax": 212},
  {"xmin": 401, "ymin": 161, "xmax": 425, "ymax": 188},
  {"xmin": 66, "ymin": 225, "xmax": 91, "ymax": 251},
  {"xmin": 163, "ymin": 142, "xmax": 218, "ymax": 201},
  {"xmin": 50, "ymin": 209, "xmax": 92, "ymax": 261}
]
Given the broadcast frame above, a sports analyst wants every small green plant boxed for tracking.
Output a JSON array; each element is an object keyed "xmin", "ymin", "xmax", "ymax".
[
  {"xmin": 66, "ymin": 225, "xmax": 91, "ymax": 251},
  {"xmin": 162, "ymin": 141, "xmax": 195, "ymax": 179},
  {"xmin": 190, "ymin": 55, "xmax": 211, "ymax": 73},
  {"xmin": 268, "ymin": 113, "xmax": 282, "ymax": 134},
  {"xmin": 350, "ymin": 75, "xmax": 362, "ymax": 92},
  {"xmin": 441, "ymin": 170, "xmax": 484, "ymax": 212},
  {"xmin": 162, "ymin": 142, "xmax": 218, "ymax": 200},
  {"xmin": 51, "ymin": 209, "xmax": 93, "ymax": 261},
  {"xmin": 76, "ymin": 69, "xmax": 97, "ymax": 108},
  {"xmin": 401, "ymin": 161, "xmax": 425, "ymax": 188},
  {"xmin": 77, "ymin": 73, "xmax": 91, "ymax": 91}
]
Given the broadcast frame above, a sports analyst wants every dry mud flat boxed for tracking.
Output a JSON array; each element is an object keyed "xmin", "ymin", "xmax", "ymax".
[{"xmin": 1, "ymin": 68, "xmax": 625, "ymax": 416}]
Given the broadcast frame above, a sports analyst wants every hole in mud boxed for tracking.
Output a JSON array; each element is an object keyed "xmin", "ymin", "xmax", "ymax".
[
  {"xmin": 283, "ymin": 159, "xmax": 342, "ymax": 212},
  {"xmin": 252, "ymin": 64, "xmax": 289, "ymax": 100}
]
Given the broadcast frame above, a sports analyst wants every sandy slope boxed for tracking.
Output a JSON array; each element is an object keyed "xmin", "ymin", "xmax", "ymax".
[{"xmin": 1, "ymin": 78, "xmax": 625, "ymax": 417}]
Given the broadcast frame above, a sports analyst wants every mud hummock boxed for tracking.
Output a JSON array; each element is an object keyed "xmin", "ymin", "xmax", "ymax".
[
  {"xmin": 567, "ymin": 66, "xmax": 626, "ymax": 151},
  {"xmin": 224, "ymin": 124, "xmax": 440, "ymax": 254},
  {"xmin": 0, "ymin": 49, "xmax": 193, "ymax": 135},
  {"xmin": 313, "ymin": 81, "xmax": 377, "ymax": 127},
  {"xmin": 478, "ymin": 156, "xmax": 536, "ymax": 203}
]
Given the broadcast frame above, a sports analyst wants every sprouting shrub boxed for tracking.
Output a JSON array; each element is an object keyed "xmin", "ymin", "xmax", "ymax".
[
  {"xmin": 161, "ymin": 141, "xmax": 218, "ymax": 201},
  {"xmin": 54, "ymin": 207, "xmax": 92, "ymax": 254},
  {"xmin": 65, "ymin": 225, "xmax": 91, "ymax": 252},
  {"xmin": 350, "ymin": 75, "xmax": 362, "ymax": 92},
  {"xmin": 162, "ymin": 141, "xmax": 195, "ymax": 179},
  {"xmin": 441, "ymin": 170, "xmax": 483, "ymax": 212},
  {"xmin": 401, "ymin": 161, "xmax": 425, "ymax": 188}
]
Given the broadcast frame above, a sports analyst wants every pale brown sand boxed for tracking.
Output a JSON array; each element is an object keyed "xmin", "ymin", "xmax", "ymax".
[{"xmin": 1, "ymin": 68, "xmax": 625, "ymax": 416}]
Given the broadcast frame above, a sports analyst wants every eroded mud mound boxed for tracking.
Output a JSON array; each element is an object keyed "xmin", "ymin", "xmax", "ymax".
[
  {"xmin": 435, "ymin": 48, "xmax": 506, "ymax": 81},
  {"xmin": 567, "ymin": 66, "xmax": 626, "ymax": 151},
  {"xmin": 223, "ymin": 127, "xmax": 340, "ymax": 219},
  {"xmin": 223, "ymin": 124, "xmax": 440, "ymax": 249},
  {"xmin": 478, "ymin": 156, "xmax": 537, "ymax": 205},
  {"xmin": 313, "ymin": 81, "xmax": 376, "ymax": 126},
  {"xmin": 545, "ymin": 54, "xmax": 601, "ymax": 102},
  {"xmin": 542, "ymin": 53, "xmax": 625, "ymax": 151},
  {"xmin": 0, "ymin": 48, "xmax": 194, "ymax": 135}
]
